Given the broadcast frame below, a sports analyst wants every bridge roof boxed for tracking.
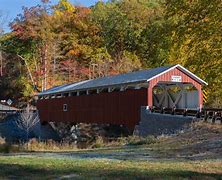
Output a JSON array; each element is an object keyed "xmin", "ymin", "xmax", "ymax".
[{"xmin": 38, "ymin": 64, "xmax": 207, "ymax": 96}]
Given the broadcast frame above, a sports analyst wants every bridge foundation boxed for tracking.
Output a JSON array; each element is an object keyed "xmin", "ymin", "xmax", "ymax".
[{"xmin": 135, "ymin": 106, "xmax": 195, "ymax": 136}]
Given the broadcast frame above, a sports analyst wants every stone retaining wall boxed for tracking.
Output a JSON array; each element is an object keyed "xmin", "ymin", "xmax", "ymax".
[{"xmin": 136, "ymin": 107, "xmax": 195, "ymax": 136}]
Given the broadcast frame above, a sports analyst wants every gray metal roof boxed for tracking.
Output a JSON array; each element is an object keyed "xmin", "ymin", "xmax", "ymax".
[
  {"xmin": 38, "ymin": 65, "xmax": 174, "ymax": 96},
  {"xmin": 38, "ymin": 64, "xmax": 207, "ymax": 96}
]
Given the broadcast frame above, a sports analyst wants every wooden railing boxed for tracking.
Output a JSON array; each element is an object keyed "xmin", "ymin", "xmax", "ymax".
[{"xmin": 149, "ymin": 107, "xmax": 222, "ymax": 123}]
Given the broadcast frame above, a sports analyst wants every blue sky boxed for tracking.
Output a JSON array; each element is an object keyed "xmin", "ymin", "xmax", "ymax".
[{"xmin": 0, "ymin": 0, "xmax": 101, "ymax": 32}]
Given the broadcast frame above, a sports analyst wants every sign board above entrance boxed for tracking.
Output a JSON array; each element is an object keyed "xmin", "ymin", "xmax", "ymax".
[{"xmin": 171, "ymin": 75, "xmax": 182, "ymax": 82}]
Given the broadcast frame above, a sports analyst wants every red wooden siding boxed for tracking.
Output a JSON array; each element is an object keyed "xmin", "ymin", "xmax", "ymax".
[
  {"xmin": 147, "ymin": 67, "xmax": 203, "ymax": 108},
  {"xmin": 37, "ymin": 88, "xmax": 148, "ymax": 129}
]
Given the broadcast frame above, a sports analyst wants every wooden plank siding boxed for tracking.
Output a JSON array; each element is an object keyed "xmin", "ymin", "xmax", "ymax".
[{"xmin": 37, "ymin": 88, "xmax": 148, "ymax": 129}]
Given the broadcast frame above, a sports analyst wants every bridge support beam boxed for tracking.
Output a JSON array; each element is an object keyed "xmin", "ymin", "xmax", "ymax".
[{"xmin": 150, "ymin": 82, "xmax": 203, "ymax": 110}]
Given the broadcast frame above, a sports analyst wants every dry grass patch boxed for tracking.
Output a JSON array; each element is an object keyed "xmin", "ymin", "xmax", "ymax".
[
  {"xmin": 149, "ymin": 121, "xmax": 222, "ymax": 159},
  {"xmin": 26, "ymin": 139, "xmax": 78, "ymax": 152}
]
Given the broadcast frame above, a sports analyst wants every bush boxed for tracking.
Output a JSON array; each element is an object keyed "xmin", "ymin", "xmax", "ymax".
[
  {"xmin": 91, "ymin": 136, "xmax": 104, "ymax": 149},
  {"xmin": 0, "ymin": 143, "xmax": 22, "ymax": 153},
  {"xmin": 0, "ymin": 137, "xmax": 23, "ymax": 153},
  {"xmin": 0, "ymin": 137, "xmax": 6, "ymax": 144},
  {"xmin": 26, "ymin": 138, "xmax": 77, "ymax": 151}
]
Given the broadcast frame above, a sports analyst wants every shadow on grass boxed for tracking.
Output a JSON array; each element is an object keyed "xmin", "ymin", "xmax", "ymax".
[{"xmin": 0, "ymin": 163, "xmax": 221, "ymax": 179}]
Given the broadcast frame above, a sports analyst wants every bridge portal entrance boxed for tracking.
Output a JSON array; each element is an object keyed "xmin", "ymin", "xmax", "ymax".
[{"xmin": 152, "ymin": 82, "xmax": 199, "ymax": 109}]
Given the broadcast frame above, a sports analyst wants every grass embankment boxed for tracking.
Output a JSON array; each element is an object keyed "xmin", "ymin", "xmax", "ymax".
[
  {"xmin": 0, "ymin": 156, "xmax": 221, "ymax": 179},
  {"xmin": 149, "ymin": 121, "xmax": 222, "ymax": 159},
  {"xmin": 0, "ymin": 121, "xmax": 221, "ymax": 156},
  {"xmin": 0, "ymin": 121, "xmax": 221, "ymax": 179}
]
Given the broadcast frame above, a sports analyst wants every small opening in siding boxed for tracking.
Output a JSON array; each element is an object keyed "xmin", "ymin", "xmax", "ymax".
[
  {"xmin": 64, "ymin": 93, "xmax": 69, "ymax": 97},
  {"xmin": 57, "ymin": 94, "xmax": 62, "ymax": 98},
  {"xmin": 63, "ymin": 104, "xmax": 68, "ymax": 111},
  {"xmin": 71, "ymin": 92, "xmax": 77, "ymax": 96},
  {"xmin": 79, "ymin": 91, "xmax": 86, "ymax": 96},
  {"xmin": 89, "ymin": 89, "xmax": 97, "ymax": 95},
  {"xmin": 101, "ymin": 88, "xmax": 109, "ymax": 93}
]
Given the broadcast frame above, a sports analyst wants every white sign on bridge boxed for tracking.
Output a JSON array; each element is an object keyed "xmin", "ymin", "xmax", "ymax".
[{"xmin": 171, "ymin": 75, "xmax": 182, "ymax": 82}]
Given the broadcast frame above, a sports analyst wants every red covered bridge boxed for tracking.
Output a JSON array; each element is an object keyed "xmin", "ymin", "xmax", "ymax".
[{"xmin": 37, "ymin": 64, "xmax": 207, "ymax": 129}]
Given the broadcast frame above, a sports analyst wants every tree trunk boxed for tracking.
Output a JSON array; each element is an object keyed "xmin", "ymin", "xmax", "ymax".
[
  {"xmin": 42, "ymin": 44, "xmax": 48, "ymax": 91},
  {"xmin": 0, "ymin": 49, "xmax": 2, "ymax": 77},
  {"xmin": 44, "ymin": 47, "xmax": 47, "ymax": 91}
]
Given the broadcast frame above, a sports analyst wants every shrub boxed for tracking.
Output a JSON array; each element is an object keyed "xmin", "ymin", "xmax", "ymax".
[
  {"xmin": 0, "ymin": 137, "xmax": 6, "ymax": 144},
  {"xmin": 91, "ymin": 136, "xmax": 104, "ymax": 148},
  {"xmin": 0, "ymin": 137, "xmax": 23, "ymax": 153},
  {"xmin": 0, "ymin": 143, "xmax": 22, "ymax": 153},
  {"xmin": 26, "ymin": 138, "xmax": 77, "ymax": 151}
]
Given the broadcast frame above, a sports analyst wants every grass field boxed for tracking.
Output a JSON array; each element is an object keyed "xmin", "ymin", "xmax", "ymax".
[{"xmin": 0, "ymin": 155, "xmax": 221, "ymax": 179}]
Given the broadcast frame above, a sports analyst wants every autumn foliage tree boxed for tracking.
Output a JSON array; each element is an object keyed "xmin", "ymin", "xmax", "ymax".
[
  {"xmin": 0, "ymin": 0, "xmax": 221, "ymax": 107},
  {"xmin": 164, "ymin": 0, "xmax": 222, "ymax": 106}
]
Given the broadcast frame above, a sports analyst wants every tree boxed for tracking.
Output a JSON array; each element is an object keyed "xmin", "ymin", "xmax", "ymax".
[
  {"xmin": 0, "ymin": 0, "xmax": 221, "ymax": 107},
  {"xmin": 10, "ymin": 1, "xmax": 60, "ymax": 91},
  {"xmin": 0, "ymin": 10, "xmax": 7, "ymax": 77},
  {"xmin": 16, "ymin": 106, "xmax": 40, "ymax": 141},
  {"xmin": 91, "ymin": 0, "xmax": 162, "ymax": 71},
  {"xmin": 0, "ymin": 34, "xmax": 37, "ymax": 100},
  {"xmin": 164, "ymin": 0, "xmax": 222, "ymax": 106}
]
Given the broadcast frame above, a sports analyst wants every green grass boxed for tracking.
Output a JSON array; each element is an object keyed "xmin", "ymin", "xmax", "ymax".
[{"xmin": 0, "ymin": 156, "xmax": 221, "ymax": 179}]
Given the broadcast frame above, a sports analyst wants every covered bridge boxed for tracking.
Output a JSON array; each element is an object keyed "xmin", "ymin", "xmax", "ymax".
[{"xmin": 37, "ymin": 64, "xmax": 207, "ymax": 129}]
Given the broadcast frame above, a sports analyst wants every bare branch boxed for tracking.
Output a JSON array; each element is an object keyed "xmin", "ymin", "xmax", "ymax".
[
  {"xmin": 17, "ymin": 54, "xmax": 35, "ymax": 87},
  {"xmin": 16, "ymin": 106, "xmax": 40, "ymax": 140}
]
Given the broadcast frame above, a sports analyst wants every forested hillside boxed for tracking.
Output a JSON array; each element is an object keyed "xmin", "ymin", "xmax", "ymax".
[{"xmin": 0, "ymin": 0, "xmax": 221, "ymax": 107}]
